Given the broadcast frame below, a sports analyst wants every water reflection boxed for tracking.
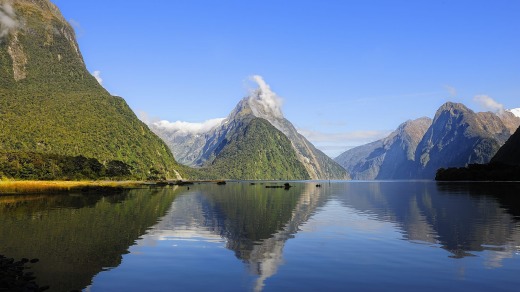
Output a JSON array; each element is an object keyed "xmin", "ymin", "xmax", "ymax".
[
  {"xmin": 334, "ymin": 182, "xmax": 520, "ymax": 261},
  {"xmin": 2, "ymin": 182, "xmax": 520, "ymax": 291},
  {"xmin": 143, "ymin": 183, "xmax": 329, "ymax": 291},
  {"xmin": 0, "ymin": 187, "xmax": 181, "ymax": 292}
]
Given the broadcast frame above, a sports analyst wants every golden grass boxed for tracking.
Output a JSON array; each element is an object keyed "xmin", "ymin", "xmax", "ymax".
[{"xmin": 0, "ymin": 180, "xmax": 142, "ymax": 194}]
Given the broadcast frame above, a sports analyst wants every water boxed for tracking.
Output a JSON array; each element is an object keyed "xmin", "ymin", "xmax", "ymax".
[{"xmin": 1, "ymin": 181, "xmax": 520, "ymax": 291}]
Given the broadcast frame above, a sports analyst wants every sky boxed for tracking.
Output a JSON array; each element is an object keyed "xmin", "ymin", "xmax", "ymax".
[{"xmin": 51, "ymin": 0, "xmax": 520, "ymax": 157}]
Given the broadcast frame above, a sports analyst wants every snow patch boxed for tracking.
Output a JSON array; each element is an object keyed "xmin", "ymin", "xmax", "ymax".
[{"xmin": 508, "ymin": 108, "xmax": 520, "ymax": 118}]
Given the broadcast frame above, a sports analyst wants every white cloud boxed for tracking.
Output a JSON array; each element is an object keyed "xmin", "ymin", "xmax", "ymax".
[
  {"xmin": 0, "ymin": 4, "xmax": 18, "ymax": 42},
  {"xmin": 443, "ymin": 85, "xmax": 457, "ymax": 97},
  {"xmin": 473, "ymin": 95, "xmax": 504, "ymax": 113},
  {"xmin": 92, "ymin": 70, "xmax": 103, "ymax": 85},
  {"xmin": 68, "ymin": 18, "xmax": 84, "ymax": 37},
  {"xmin": 297, "ymin": 128, "xmax": 391, "ymax": 157},
  {"xmin": 152, "ymin": 118, "xmax": 226, "ymax": 134},
  {"xmin": 248, "ymin": 75, "xmax": 284, "ymax": 119}
]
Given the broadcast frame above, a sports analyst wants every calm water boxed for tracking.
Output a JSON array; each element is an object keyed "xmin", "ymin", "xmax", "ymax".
[{"xmin": 1, "ymin": 181, "xmax": 520, "ymax": 291}]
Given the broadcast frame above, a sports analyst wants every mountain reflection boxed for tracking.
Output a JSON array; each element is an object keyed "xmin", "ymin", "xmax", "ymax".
[
  {"xmin": 334, "ymin": 182, "xmax": 520, "ymax": 261},
  {"xmin": 144, "ymin": 182, "xmax": 329, "ymax": 291},
  {"xmin": 0, "ymin": 187, "xmax": 181, "ymax": 292},
  {"xmin": 3, "ymin": 182, "xmax": 519, "ymax": 291}
]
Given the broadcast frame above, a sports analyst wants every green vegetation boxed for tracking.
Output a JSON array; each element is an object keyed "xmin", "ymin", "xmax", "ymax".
[
  {"xmin": 192, "ymin": 118, "xmax": 310, "ymax": 180},
  {"xmin": 0, "ymin": 0, "xmax": 183, "ymax": 180},
  {"xmin": 0, "ymin": 151, "xmax": 135, "ymax": 180}
]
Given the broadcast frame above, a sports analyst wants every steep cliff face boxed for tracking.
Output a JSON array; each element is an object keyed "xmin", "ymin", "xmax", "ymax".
[
  {"xmin": 415, "ymin": 102, "xmax": 513, "ymax": 178},
  {"xmin": 334, "ymin": 117, "xmax": 431, "ymax": 180},
  {"xmin": 0, "ymin": 0, "xmax": 183, "ymax": 179},
  {"xmin": 377, "ymin": 117, "xmax": 432, "ymax": 179}
]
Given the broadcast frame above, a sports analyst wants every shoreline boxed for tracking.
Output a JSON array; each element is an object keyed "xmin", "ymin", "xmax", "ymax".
[
  {"xmin": 0, "ymin": 180, "xmax": 144, "ymax": 195},
  {"xmin": 0, "ymin": 180, "xmax": 228, "ymax": 195}
]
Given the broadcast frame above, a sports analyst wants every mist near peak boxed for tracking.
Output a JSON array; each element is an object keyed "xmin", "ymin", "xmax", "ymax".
[
  {"xmin": 0, "ymin": 3, "xmax": 18, "ymax": 42},
  {"xmin": 248, "ymin": 75, "xmax": 284, "ymax": 119},
  {"xmin": 473, "ymin": 95, "xmax": 504, "ymax": 113}
]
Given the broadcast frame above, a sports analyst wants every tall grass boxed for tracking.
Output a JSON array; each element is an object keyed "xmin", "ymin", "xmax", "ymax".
[{"xmin": 0, "ymin": 181, "xmax": 142, "ymax": 194}]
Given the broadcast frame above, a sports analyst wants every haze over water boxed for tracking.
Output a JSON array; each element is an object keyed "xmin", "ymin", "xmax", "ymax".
[{"xmin": 1, "ymin": 181, "xmax": 520, "ymax": 291}]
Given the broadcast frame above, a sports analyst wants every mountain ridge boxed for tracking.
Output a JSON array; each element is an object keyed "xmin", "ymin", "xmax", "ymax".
[{"xmin": 336, "ymin": 101, "xmax": 520, "ymax": 180}]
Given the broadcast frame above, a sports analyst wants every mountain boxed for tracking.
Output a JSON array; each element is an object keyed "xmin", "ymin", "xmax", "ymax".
[
  {"xmin": 435, "ymin": 123, "xmax": 520, "ymax": 181},
  {"xmin": 204, "ymin": 116, "xmax": 311, "ymax": 180},
  {"xmin": 150, "ymin": 76, "xmax": 349, "ymax": 180},
  {"xmin": 416, "ymin": 102, "xmax": 517, "ymax": 178},
  {"xmin": 334, "ymin": 117, "xmax": 432, "ymax": 180},
  {"xmin": 336, "ymin": 102, "xmax": 520, "ymax": 180},
  {"xmin": 491, "ymin": 124, "xmax": 520, "ymax": 166},
  {"xmin": 0, "ymin": 0, "xmax": 182, "ymax": 179}
]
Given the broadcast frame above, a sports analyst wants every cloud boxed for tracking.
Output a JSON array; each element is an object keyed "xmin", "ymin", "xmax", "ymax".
[
  {"xmin": 443, "ymin": 85, "xmax": 457, "ymax": 97},
  {"xmin": 297, "ymin": 128, "xmax": 391, "ymax": 157},
  {"xmin": 0, "ymin": 3, "xmax": 18, "ymax": 42},
  {"xmin": 68, "ymin": 18, "xmax": 84, "ymax": 37},
  {"xmin": 152, "ymin": 118, "xmax": 226, "ymax": 134},
  {"xmin": 473, "ymin": 95, "xmax": 504, "ymax": 113},
  {"xmin": 248, "ymin": 75, "xmax": 284, "ymax": 119},
  {"xmin": 92, "ymin": 70, "xmax": 103, "ymax": 85}
]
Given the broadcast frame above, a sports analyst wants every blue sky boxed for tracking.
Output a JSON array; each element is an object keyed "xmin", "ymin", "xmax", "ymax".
[{"xmin": 52, "ymin": 0, "xmax": 520, "ymax": 157}]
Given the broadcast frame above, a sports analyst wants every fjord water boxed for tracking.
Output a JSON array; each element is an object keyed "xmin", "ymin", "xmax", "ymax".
[{"xmin": 1, "ymin": 182, "xmax": 520, "ymax": 291}]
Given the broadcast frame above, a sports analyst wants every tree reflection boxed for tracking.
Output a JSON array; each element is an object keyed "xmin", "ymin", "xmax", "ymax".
[{"xmin": 0, "ymin": 187, "xmax": 180, "ymax": 291}]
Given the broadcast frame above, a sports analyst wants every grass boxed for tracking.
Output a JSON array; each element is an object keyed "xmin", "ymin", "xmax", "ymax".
[{"xmin": 0, "ymin": 180, "xmax": 142, "ymax": 195}]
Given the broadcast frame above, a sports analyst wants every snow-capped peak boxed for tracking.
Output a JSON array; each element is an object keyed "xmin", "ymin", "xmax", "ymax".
[{"xmin": 507, "ymin": 108, "xmax": 520, "ymax": 118}]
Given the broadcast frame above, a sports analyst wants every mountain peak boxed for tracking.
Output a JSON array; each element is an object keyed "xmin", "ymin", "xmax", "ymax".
[
  {"xmin": 4, "ymin": 0, "xmax": 66, "ymax": 25},
  {"xmin": 1, "ymin": 0, "xmax": 84, "ymax": 83},
  {"xmin": 438, "ymin": 101, "xmax": 471, "ymax": 113},
  {"xmin": 247, "ymin": 75, "xmax": 284, "ymax": 120}
]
